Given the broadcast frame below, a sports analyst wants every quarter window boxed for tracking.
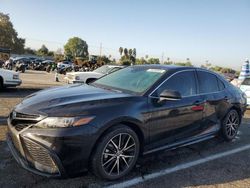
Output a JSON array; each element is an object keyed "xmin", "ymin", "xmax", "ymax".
[
  {"xmin": 153, "ymin": 71, "xmax": 197, "ymax": 97},
  {"xmin": 197, "ymin": 71, "xmax": 219, "ymax": 93},
  {"xmin": 217, "ymin": 78, "xmax": 225, "ymax": 90}
]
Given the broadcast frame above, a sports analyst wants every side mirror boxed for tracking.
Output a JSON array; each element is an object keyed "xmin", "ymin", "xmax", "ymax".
[{"xmin": 159, "ymin": 90, "xmax": 182, "ymax": 101}]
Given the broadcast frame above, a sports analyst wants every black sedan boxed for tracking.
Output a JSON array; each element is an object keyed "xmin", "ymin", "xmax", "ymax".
[{"xmin": 7, "ymin": 65, "xmax": 247, "ymax": 180}]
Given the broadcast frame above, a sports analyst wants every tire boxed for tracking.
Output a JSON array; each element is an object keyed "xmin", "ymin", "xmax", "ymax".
[
  {"xmin": 91, "ymin": 125, "xmax": 140, "ymax": 180},
  {"xmin": 221, "ymin": 109, "xmax": 240, "ymax": 141}
]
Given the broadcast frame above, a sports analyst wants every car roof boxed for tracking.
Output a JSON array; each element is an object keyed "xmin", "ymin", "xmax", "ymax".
[
  {"xmin": 132, "ymin": 64, "xmax": 195, "ymax": 71},
  {"xmin": 131, "ymin": 65, "xmax": 221, "ymax": 74}
]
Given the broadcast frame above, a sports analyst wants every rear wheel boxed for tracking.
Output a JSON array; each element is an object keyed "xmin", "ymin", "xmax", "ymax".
[
  {"xmin": 221, "ymin": 109, "xmax": 240, "ymax": 141},
  {"xmin": 91, "ymin": 125, "xmax": 140, "ymax": 180}
]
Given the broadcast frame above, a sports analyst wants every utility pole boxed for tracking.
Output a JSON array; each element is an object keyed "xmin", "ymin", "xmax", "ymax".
[
  {"xmin": 161, "ymin": 52, "xmax": 164, "ymax": 64},
  {"xmin": 99, "ymin": 43, "xmax": 102, "ymax": 57}
]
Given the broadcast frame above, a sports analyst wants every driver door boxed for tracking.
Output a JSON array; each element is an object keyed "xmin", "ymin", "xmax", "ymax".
[{"xmin": 146, "ymin": 70, "xmax": 204, "ymax": 149}]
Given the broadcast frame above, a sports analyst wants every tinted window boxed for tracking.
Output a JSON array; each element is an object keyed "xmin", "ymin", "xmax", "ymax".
[
  {"xmin": 197, "ymin": 71, "xmax": 219, "ymax": 93},
  {"xmin": 94, "ymin": 67, "xmax": 166, "ymax": 94},
  {"xmin": 217, "ymin": 78, "xmax": 225, "ymax": 90},
  {"xmin": 153, "ymin": 71, "xmax": 197, "ymax": 97}
]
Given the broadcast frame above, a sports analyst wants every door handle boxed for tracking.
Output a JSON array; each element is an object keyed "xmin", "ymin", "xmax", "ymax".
[
  {"xmin": 192, "ymin": 100, "xmax": 204, "ymax": 111},
  {"xmin": 193, "ymin": 100, "xmax": 204, "ymax": 106}
]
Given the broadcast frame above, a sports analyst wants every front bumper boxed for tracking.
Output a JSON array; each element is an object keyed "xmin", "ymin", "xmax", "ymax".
[
  {"xmin": 6, "ymin": 133, "xmax": 63, "ymax": 177},
  {"xmin": 4, "ymin": 79, "xmax": 22, "ymax": 87},
  {"xmin": 7, "ymin": 117, "xmax": 99, "ymax": 177}
]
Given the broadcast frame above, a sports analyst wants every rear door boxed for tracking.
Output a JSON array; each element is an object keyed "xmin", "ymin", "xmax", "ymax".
[{"xmin": 196, "ymin": 70, "xmax": 230, "ymax": 132}]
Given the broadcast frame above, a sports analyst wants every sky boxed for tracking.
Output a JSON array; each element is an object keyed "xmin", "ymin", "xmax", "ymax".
[{"xmin": 0, "ymin": 0, "xmax": 250, "ymax": 70}]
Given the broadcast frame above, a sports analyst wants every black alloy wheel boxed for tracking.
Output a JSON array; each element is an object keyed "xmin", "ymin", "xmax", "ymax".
[
  {"xmin": 91, "ymin": 125, "xmax": 139, "ymax": 180},
  {"xmin": 222, "ymin": 109, "xmax": 240, "ymax": 141}
]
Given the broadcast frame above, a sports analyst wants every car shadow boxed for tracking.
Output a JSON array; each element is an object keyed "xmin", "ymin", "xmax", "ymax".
[{"xmin": 0, "ymin": 116, "xmax": 7, "ymax": 125}]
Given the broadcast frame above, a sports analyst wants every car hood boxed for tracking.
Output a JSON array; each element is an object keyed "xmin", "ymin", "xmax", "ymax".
[
  {"xmin": 67, "ymin": 71, "xmax": 104, "ymax": 77},
  {"xmin": 14, "ymin": 84, "xmax": 132, "ymax": 116},
  {"xmin": 0, "ymin": 68, "xmax": 18, "ymax": 75}
]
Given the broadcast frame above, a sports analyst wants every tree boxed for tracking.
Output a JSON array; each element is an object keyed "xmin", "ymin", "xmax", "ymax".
[
  {"xmin": 128, "ymin": 49, "xmax": 133, "ymax": 57},
  {"xmin": 119, "ymin": 47, "xmax": 123, "ymax": 56},
  {"xmin": 135, "ymin": 58, "xmax": 147, "ymax": 65},
  {"xmin": 24, "ymin": 47, "xmax": 36, "ymax": 55},
  {"xmin": 174, "ymin": 62, "xmax": 193, "ymax": 66},
  {"xmin": 123, "ymin": 48, "xmax": 128, "ymax": 57},
  {"xmin": 54, "ymin": 48, "xmax": 64, "ymax": 62},
  {"xmin": 64, "ymin": 37, "xmax": 88, "ymax": 60},
  {"xmin": 148, "ymin": 58, "xmax": 160, "ymax": 64},
  {"xmin": 36, "ymin": 44, "xmax": 49, "ymax": 56},
  {"xmin": 132, "ymin": 48, "xmax": 136, "ymax": 59},
  {"xmin": 0, "ymin": 12, "xmax": 25, "ymax": 53}
]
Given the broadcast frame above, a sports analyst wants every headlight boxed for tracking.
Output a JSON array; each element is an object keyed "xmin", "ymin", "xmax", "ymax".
[
  {"xmin": 13, "ymin": 74, "xmax": 19, "ymax": 79},
  {"xmin": 75, "ymin": 76, "xmax": 80, "ymax": 80},
  {"xmin": 35, "ymin": 116, "xmax": 95, "ymax": 128}
]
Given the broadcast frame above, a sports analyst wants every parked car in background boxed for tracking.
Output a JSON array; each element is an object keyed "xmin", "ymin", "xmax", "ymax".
[
  {"xmin": 0, "ymin": 68, "xmax": 22, "ymax": 89},
  {"xmin": 240, "ymin": 78, "xmax": 250, "ymax": 106},
  {"xmin": 7, "ymin": 65, "xmax": 246, "ymax": 180},
  {"xmin": 65, "ymin": 64, "xmax": 124, "ymax": 84},
  {"xmin": 57, "ymin": 61, "xmax": 74, "ymax": 70},
  {"xmin": 15, "ymin": 61, "xmax": 26, "ymax": 73}
]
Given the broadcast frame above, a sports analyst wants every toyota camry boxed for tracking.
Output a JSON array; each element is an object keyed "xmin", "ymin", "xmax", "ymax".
[{"xmin": 7, "ymin": 65, "xmax": 247, "ymax": 180}]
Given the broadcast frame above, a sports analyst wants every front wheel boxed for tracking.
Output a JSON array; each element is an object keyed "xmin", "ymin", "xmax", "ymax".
[
  {"xmin": 221, "ymin": 109, "xmax": 240, "ymax": 141},
  {"xmin": 91, "ymin": 125, "xmax": 140, "ymax": 180}
]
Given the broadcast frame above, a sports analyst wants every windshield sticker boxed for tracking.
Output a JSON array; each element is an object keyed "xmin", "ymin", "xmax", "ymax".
[{"xmin": 147, "ymin": 69, "xmax": 166, "ymax": 73}]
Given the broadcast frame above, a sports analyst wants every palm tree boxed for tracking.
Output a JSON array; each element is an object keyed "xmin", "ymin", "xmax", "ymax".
[
  {"xmin": 128, "ymin": 49, "xmax": 133, "ymax": 57},
  {"xmin": 132, "ymin": 48, "xmax": 136, "ymax": 58},
  {"xmin": 124, "ymin": 48, "xmax": 128, "ymax": 57},
  {"xmin": 119, "ymin": 47, "xmax": 123, "ymax": 56}
]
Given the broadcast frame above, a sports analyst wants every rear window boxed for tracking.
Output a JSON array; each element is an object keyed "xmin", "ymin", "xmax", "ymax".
[
  {"xmin": 197, "ymin": 71, "xmax": 219, "ymax": 93},
  {"xmin": 242, "ymin": 78, "xmax": 250, "ymax": 86}
]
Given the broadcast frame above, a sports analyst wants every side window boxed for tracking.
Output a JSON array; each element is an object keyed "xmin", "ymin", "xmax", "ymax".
[
  {"xmin": 153, "ymin": 71, "xmax": 197, "ymax": 97},
  {"xmin": 217, "ymin": 78, "xmax": 225, "ymax": 91},
  {"xmin": 197, "ymin": 71, "xmax": 219, "ymax": 93}
]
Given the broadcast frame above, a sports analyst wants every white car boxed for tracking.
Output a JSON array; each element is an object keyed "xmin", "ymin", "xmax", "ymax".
[
  {"xmin": 0, "ymin": 68, "xmax": 22, "ymax": 89},
  {"xmin": 57, "ymin": 61, "xmax": 74, "ymax": 69},
  {"xmin": 65, "ymin": 65, "xmax": 124, "ymax": 84},
  {"xmin": 240, "ymin": 78, "xmax": 250, "ymax": 106}
]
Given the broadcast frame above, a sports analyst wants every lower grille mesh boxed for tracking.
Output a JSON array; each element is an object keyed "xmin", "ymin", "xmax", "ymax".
[{"xmin": 23, "ymin": 138, "xmax": 57, "ymax": 170}]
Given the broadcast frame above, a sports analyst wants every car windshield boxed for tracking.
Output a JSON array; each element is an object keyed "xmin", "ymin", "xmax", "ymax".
[
  {"xmin": 94, "ymin": 65, "xmax": 113, "ymax": 74},
  {"xmin": 242, "ymin": 78, "xmax": 250, "ymax": 86},
  {"xmin": 93, "ymin": 66, "xmax": 166, "ymax": 94}
]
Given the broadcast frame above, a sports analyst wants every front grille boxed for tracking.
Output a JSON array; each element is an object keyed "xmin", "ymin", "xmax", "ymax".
[
  {"xmin": 11, "ymin": 120, "xmax": 37, "ymax": 132},
  {"xmin": 14, "ymin": 124, "xmax": 29, "ymax": 131},
  {"xmin": 15, "ymin": 112, "xmax": 40, "ymax": 119},
  {"xmin": 23, "ymin": 138, "xmax": 57, "ymax": 172},
  {"xmin": 9, "ymin": 111, "xmax": 42, "ymax": 132}
]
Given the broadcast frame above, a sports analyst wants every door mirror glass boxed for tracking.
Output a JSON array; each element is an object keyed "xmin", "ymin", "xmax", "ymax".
[{"xmin": 159, "ymin": 90, "xmax": 182, "ymax": 101}]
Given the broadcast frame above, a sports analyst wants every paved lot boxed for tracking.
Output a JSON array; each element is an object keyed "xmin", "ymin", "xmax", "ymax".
[{"xmin": 1, "ymin": 70, "xmax": 250, "ymax": 188}]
